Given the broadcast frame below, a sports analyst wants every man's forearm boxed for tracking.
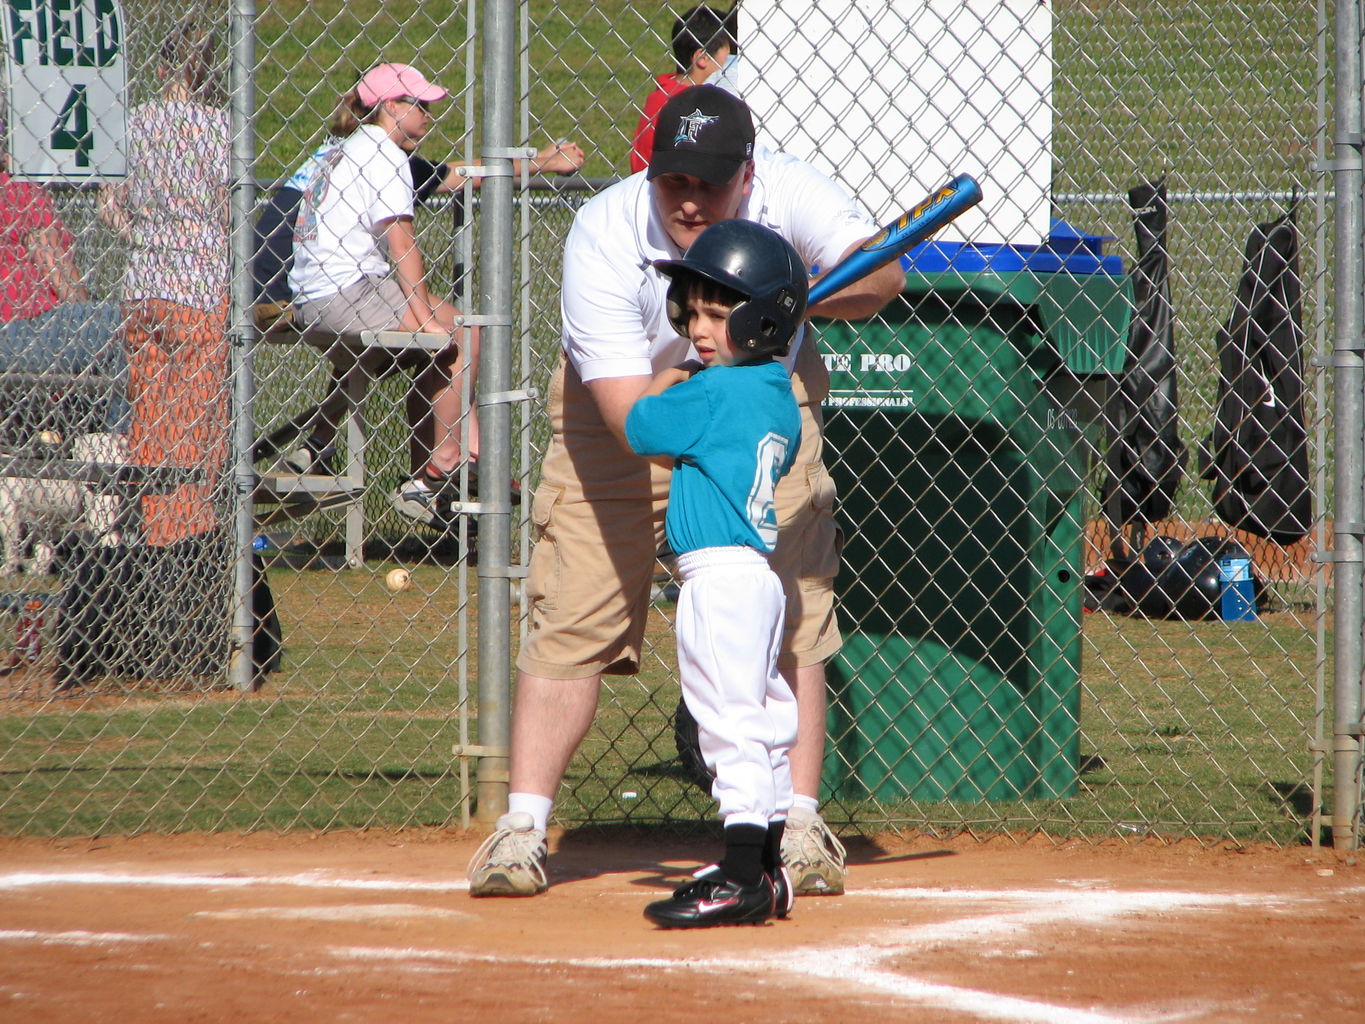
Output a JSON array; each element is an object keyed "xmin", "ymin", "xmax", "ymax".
[
  {"xmin": 584, "ymin": 372, "xmax": 655, "ymax": 448},
  {"xmin": 806, "ymin": 245, "xmax": 903, "ymax": 320}
]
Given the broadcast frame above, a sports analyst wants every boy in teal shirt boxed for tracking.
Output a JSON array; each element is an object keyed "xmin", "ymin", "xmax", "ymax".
[{"xmin": 625, "ymin": 220, "xmax": 808, "ymax": 928}]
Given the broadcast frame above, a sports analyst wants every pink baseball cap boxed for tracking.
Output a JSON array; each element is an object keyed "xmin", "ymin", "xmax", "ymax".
[{"xmin": 357, "ymin": 63, "xmax": 448, "ymax": 106}]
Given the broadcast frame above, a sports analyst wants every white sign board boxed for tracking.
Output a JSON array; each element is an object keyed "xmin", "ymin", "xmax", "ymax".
[
  {"xmin": 2, "ymin": 0, "xmax": 127, "ymax": 181},
  {"xmin": 737, "ymin": 0, "xmax": 1052, "ymax": 245}
]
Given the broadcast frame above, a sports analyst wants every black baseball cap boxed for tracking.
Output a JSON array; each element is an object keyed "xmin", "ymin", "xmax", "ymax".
[{"xmin": 647, "ymin": 84, "xmax": 755, "ymax": 186}]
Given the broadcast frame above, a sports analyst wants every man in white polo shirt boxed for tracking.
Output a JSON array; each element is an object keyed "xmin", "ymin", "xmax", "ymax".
[{"xmin": 468, "ymin": 85, "xmax": 904, "ymax": 899}]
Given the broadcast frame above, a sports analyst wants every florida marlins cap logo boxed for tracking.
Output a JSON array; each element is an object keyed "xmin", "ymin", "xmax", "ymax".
[{"xmin": 674, "ymin": 108, "xmax": 720, "ymax": 146}]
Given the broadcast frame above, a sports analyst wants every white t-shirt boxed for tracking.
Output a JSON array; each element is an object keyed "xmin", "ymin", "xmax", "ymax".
[
  {"xmin": 560, "ymin": 146, "xmax": 876, "ymax": 384},
  {"xmin": 289, "ymin": 124, "xmax": 414, "ymax": 303}
]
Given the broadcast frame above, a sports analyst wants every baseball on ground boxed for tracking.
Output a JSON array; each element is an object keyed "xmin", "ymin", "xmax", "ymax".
[{"xmin": 384, "ymin": 568, "xmax": 412, "ymax": 592}]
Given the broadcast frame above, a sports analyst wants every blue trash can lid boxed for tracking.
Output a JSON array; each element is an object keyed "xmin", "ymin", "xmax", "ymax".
[{"xmin": 900, "ymin": 217, "xmax": 1123, "ymax": 276}]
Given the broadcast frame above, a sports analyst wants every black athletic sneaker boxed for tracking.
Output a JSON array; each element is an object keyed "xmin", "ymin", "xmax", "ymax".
[
  {"xmin": 770, "ymin": 865, "xmax": 793, "ymax": 920},
  {"xmin": 644, "ymin": 864, "xmax": 775, "ymax": 929}
]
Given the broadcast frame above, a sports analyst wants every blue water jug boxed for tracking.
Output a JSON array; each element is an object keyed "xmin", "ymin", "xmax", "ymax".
[{"xmin": 1218, "ymin": 556, "xmax": 1257, "ymax": 621}]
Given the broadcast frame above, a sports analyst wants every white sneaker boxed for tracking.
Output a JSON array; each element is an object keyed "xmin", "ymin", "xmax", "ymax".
[
  {"xmin": 271, "ymin": 441, "xmax": 333, "ymax": 476},
  {"xmin": 390, "ymin": 474, "xmax": 453, "ymax": 528},
  {"xmin": 467, "ymin": 811, "xmax": 548, "ymax": 897},
  {"xmin": 781, "ymin": 807, "xmax": 847, "ymax": 896},
  {"xmin": 271, "ymin": 446, "xmax": 314, "ymax": 475}
]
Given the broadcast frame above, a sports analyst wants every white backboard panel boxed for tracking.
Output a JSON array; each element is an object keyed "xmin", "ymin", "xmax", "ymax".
[{"xmin": 738, "ymin": 0, "xmax": 1052, "ymax": 245}]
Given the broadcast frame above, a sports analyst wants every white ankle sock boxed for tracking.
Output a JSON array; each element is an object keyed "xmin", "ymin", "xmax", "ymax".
[{"xmin": 508, "ymin": 793, "xmax": 553, "ymax": 834}]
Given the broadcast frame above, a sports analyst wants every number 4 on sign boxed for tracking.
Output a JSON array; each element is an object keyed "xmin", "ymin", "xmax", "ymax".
[{"xmin": 51, "ymin": 85, "xmax": 92, "ymax": 168}]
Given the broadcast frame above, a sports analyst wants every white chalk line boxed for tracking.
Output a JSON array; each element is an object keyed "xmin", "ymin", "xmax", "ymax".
[
  {"xmin": 861, "ymin": 888, "xmax": 1276, "ymax": 946},
  {"xmin": 194, "ymin": 904, "xmax": 474, "ymax": 923},
  {"xmin": 0, "ymin": 928, "xmax": 169, "ymax": 946},
  {"xmin": 0, "ymin": 870, "xmax": 469, "ymax": 893}
]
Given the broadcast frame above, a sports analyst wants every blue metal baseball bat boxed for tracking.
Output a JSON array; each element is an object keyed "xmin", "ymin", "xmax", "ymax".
[{"xmin": 807, "ymin": 173, "xmax": 984, "ymax": 306}]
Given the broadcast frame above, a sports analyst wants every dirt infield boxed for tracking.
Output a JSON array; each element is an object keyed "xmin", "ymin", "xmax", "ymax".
[{"xmin": 1, "ymin": 827, "xmax": 1361, "ymax": 1023}]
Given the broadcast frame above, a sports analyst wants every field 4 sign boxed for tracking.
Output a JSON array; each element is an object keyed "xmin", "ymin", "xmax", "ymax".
[{"xmin": 2, "ymin": 0, "xmax": 127, "ymax": 181}]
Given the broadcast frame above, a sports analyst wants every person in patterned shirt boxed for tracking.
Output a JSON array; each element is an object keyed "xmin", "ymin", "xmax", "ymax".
[
  {"xmin": 60, "ymin": 16, "xmax": 237, "ymax": 686},
  {"xmin": 99, "ymin": 17, "xmax": 230, "ymax": 548}
]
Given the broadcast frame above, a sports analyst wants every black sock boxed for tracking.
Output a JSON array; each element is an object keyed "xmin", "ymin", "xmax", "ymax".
[
  {"xmin": 719, "ymin": 824, "xmax": 766, "ymax": 886},
  {"xmin": 763, "ymin": 819, "xmax": 785, "ymax": 874}
]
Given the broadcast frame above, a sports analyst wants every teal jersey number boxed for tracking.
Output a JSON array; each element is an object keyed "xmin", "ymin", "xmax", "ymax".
[{"xmin": 747, "ymin": 432, "xmax": 790, "ymax": 550}]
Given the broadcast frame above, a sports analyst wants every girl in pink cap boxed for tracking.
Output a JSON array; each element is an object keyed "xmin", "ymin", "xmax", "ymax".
[{"xmin": 288, "ymin": 62, "xmax": 488, "ymax": 526}]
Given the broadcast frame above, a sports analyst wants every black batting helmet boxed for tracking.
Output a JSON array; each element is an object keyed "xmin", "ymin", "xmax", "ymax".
[{"xmin": 653, "ymin": 219, "xmax": 808, "ymax": 359}]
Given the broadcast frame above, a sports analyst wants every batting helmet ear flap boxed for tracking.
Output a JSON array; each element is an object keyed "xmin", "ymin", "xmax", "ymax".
[
  {"xmin": 725, "ymin": 285, "xmax": 801, "ymax": 356},
  {"xmin": 664, "ymin": 276, "xmax": 690, "ymax": 336}
]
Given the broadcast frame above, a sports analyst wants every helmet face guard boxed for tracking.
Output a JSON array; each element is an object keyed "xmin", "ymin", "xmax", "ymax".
[{"xmin": 655, "ymin": 220, "xmax": 809, "ymax": 359}]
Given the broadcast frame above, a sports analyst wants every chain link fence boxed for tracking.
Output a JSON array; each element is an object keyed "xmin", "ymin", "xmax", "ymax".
[{"xmin": 0, "ymin": 0, "xmax": 1356, "ymax": 847}]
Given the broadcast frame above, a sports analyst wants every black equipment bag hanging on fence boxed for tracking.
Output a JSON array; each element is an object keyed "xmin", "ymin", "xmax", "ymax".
[
  {"xmin": 1099, "ymin": 179, "xmax": 1186, "ymax": 551},
  {"xmin": 1198, "ymin": 207, "xmax": 1311, "ymax": 544}
]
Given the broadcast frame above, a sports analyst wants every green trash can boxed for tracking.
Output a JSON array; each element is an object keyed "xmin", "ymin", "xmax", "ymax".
[{"xmin": 815, "ymin": 231, "xmax": 1131, "ymax": 802}]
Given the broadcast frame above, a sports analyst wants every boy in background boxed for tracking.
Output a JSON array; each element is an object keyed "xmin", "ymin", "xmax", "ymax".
[
  {"xmin": 624, "ymin": 220, "xmax": 807, "ymax": 928},
  {"xmin": 628, "ymin": 4, "xmax": 739, "ymax": 173}
]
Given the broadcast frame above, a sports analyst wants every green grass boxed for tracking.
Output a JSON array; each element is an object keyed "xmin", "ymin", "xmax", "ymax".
[
  {"xmin": 0, "ymin": 562, "xmax": 476, "ymax": 835},
  {"xmin": 550, "ymin": 607, "xmax": 1323, "ymax": 846},
  {"xmin": 0, "ymin": 568, "xmax": 1322, "ymax": 842}
]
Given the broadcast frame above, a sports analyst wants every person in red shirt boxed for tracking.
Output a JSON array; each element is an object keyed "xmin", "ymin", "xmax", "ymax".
[
  {"xmin": 628, "ymin": 5, "xmax": 739, "ymax": 174},
  {"xmin": 0, "ymin": 145, "xmax": 125, "ymax": 438},
  {"xmin": 0, "ymin": 159, "xmax": 88, "ymax": 322}
]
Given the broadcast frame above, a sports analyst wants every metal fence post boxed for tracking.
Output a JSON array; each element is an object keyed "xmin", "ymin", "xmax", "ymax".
[
  {"xmin": 473, "ymin": 0, "xmax": 518, "ymax": 821},
  {"xmin": 1331, "ymin": 0, "xmax": 1365, "ymax": 849},
  {"xmin": 228, "ymin": 0, "xmax": 258, "ymax": 693}
]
